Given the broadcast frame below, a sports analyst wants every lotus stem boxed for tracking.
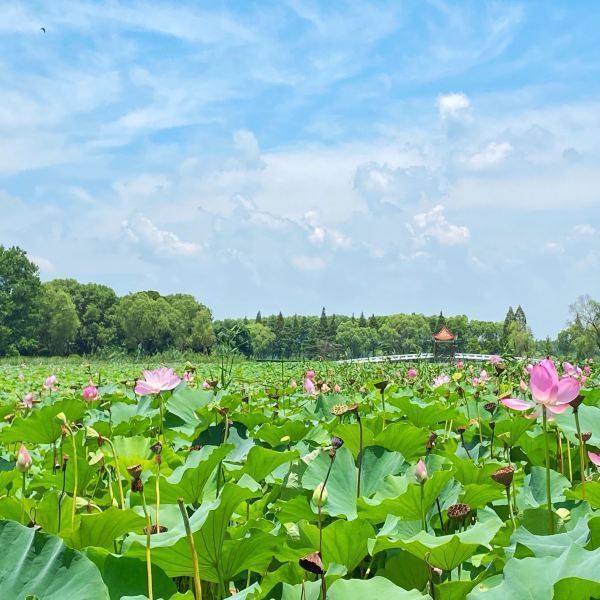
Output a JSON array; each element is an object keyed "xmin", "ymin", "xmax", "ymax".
[
  {"xmin": 318, "ymin": 453, "xmax": 335, "ymax": 557},
  {"xmin": 574, "ymin": 409, "xmax": 586, "ymax": 499},
  {"xmin": 357, "ymin": 414, "xmax": 363, "ymax": 499},
  {"xmin": 420, "ymin": 482, "xmax": 427, "ymax": 532},
  {"xmin": 69, "ymin": 429, "xmax": 78, "ymax": 530},
  {"xmin": 21, "ymin": 472, "xmax": 26, "ymax": 524},
  {"xmin": 141, "ymin": 489, "xmax": 154, "ymax": 600},
  {"xmin": 380, "ymin": 388, "xmax": 386, "ymax": 432},
  {"xmin": 566, "ymin": 439, "xmax": 573, "ymax": 482},
  {"xmin": 542, "ymin": 408, "xmax": 554, "ymax": 534},
  {"xmin": 505, "ymin": 484, "xmax": 516, "ymax": 529},
  {"xmin": 556, "ymin": 428, "xmax": 564, "ymax": 474},
  {"xmin": 177, "ymin": 498, "xmax": 202, "ymax": 600},
  {"xmin": 155, "ymin": 460, "xmax": 161, "ymax": 531},
  {"xmin": 104, "ymin": 438, "xmax": 125, "ymax": 509}
]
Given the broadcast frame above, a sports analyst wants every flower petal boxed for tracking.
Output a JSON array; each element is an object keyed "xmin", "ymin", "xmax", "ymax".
[
  {"xmin": 556, "ymin": 377, "xmax": 580, "ymax": 405},
  {"xmin": 501, "ymin": 398, "xmax": 534, "ymax": 411},
  {"xmin": 530, "ymin": 363, "xmax": 556, "ymax": 403},
  {"xmin": 588, "ymin": 452, "xmax": 600, "ymax": 467},
  {"xmin": 546, "ymin": 402, "xmax": 571, "ymax": 415}
]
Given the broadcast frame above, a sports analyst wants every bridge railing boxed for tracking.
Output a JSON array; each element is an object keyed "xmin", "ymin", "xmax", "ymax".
[{"xmin": 339, "ymin": 353, "xmax": 525, "ymax": 364}]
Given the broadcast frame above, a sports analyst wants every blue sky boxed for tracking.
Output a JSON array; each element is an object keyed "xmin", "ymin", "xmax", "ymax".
[{"xmin": 1, "ymin": 1, "xmax": 599, "ymax": 337}]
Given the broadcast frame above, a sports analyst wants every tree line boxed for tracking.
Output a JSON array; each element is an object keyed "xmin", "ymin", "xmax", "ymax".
[{"xmin": 0, "ymin": 245, "xmax": 598, "ymax": 359}]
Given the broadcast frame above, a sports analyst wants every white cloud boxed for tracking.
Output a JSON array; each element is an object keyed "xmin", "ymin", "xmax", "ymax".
[
  {"xmin": 411, "ymin": 205, "xmax": 470, "ymax": 245},
  {"xmin": 30, "ymin": 255, "xmax": 55, "ymax": 275},
  {"xmin": 573, "ymin": 224, "xmax": 596, "ymax": 236},
  {"xmin": 437, "ymin": 93, "xmax": 471, "ymax": 120},
  {"xmin": 291, "ymin": 255, "xmax": 327, "ymax": 271},
  {"xmin": 544, "ymin": 242, "xmax": 565, "ymax": 255},
  {"xmin": 121, "ymin": 214, "xmax": 201, "ymax": 256},
  {"xmin": 467, "ymin": 142, "xmax": 512, "ymax": 170}
]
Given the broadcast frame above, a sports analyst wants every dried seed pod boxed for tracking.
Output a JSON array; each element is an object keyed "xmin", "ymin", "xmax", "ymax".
[
  {"xmin": 582, "ymin": 432, "xmax": 592, "ymax": 443},
  {"xmin": 491, "ymin": 465, "xmax": 514, "ymax": 487},
  {"xmin": 484, "ymin": 402, "xmax": 497, "ymax": 414},
  {"xmin": 131, "ymin": 478, "xmax": 144, "ymax": 493},
  {"xmin": 447, "ymin": 503, "xmax": 471, "ymax": 521},
  {"xmin": 374, "ymin": 380, "xmax": 389, "ymax": 392},
  {"xmin": 330, "ymin": 436, "xmax": 344, "ymax": 449},
  {"xmin": 299, "ymin": 551, "xmax": 324, "ymax": 575},
  {"xmin": 127, "ymin": 464, "xmax": 142, "ymax": 479},
  {"xmin": 570, "ymin": 395, "xmax": 584, "ymax": 411},
  {"xmin": 150, "ymin": 441, "xmax": 163, "ymax": 455}
]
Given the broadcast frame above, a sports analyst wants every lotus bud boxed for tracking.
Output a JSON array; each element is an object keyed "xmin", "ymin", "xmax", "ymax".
[
  {"xmin": 16, "ymin": 444, "xmax": 32, "ymax": 473},
  {"xmin": 415, "ymin": 459, "xmax": 428, "ymax": 484},
  {"xmin": 55, "ymin": 412, "xmax": 68, "ymax": 425},
  {"xmin": 312, "ymin": 482, "xmax": 328, "ymax": 507},
  {"xmin": 280, "ymin": 435, "xmax": 291, "ymax": 444},
  {"xmin": 85, "ymin": 426, "xmax": 100, "ymax": 440}
]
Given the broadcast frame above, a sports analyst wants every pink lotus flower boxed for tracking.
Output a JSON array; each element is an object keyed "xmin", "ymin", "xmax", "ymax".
[
  {"xmin": 83, "ymin": 381, "xmax": 98, "ymax": 401},
  {"xmin": 304, "ymin": 376, "xmax": 316, "ymax": 395},
  {"xmin": 519, "ymin": 379, "xmax": 528, "ymax": 392},
  {"xmin": 407, "ymin": 368, "xmax": 418, "ymax": 379},
  {"xmin": 306, "ymin": 370, "xmax": 316, "ymax": 380},
  {"xmin": 415, "ymin": 459, "xmax": 428, "ymax": 484},
  {"xmin": 202, "ymin": 379, "xmax": 211, "ymax": 390},
  {"xmin": 525, "ymin": 364, "xmax": 534, "ymax": 374},
  {"xmin": 501, "ymin": 358, "xmax": 580, "ymax": 418},
  {"xmin": 333, "ymin": 383, "xmax": 341, "ymax": 393},
  {"xmin": 16, "ymin": 444, "xmax": 32, "ymax": 473},
  {"xmin": 44, "ymin": 375, "xmax": 57, "ymax": 390},
  {"xmin": 456, "ymin": 360, "xmax": 464, "ymax": 369},
  {"xmin": 183, "ymin": 371, "xmax": 192, "ymax": 382},
  {"xmin": 432, "ymin": 374, "xmax": 450, "ymax": 388},
  {"xmin": 479, "ymin": 369, "xmax": 490, "ymax": 383},
  {"xmin": 589, "ymin": 452, "xmax": 600, "ymax": 467},
  {"xmin": 23, "ymin": 392, "xmax": 34, "ymax": 409},
  {"xmin": 472, "ymin": 377, "xmax": 480, "ymax": 386},
  {"xmin": 135, "ymin": 368, "xmax": 181, "ymax": 395},
  {"xmin": 490, "ymin": 355, "xmax": 502, "ymax": 365},
  {"xmin": 563, "ymin": 362, "xmax": 583, "ymax": 379},
  {"xmin": 583, "ymin": 365, "xmax": 591, "ymax": 376}
]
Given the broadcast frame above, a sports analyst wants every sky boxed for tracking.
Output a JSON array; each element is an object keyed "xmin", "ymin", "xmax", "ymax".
[{"xmin": 1, "ymin": 1, "xmax": 599, "ymax": 338}]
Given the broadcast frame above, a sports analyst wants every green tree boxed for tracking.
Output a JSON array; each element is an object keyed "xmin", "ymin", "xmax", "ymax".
[
  {"xmin": 0, "ymin": 246, "xmax": 41, "ymax": 355},
  {"xmin": 505, "ymin": 320, "xmax": 535, "ymax": 357},
  {"xmin": 246, "ymin": 322, "xmax": 276, "ymax": 358},
  {"xmin": 116, "ymin": 292, "xmax": 180, "ymax": 353},
  {"xmin": 49, "ymin": 279, "xmax": 118, "ymax": 353},
  {"xmin": 38, "ymin": 284, "xmax": 80, "ymax": 355},
  {"xmin": 570, "ymin": 295, "xmax": 600, "ymax": 353},
  {"xmin": 166, "ymin": 294, "xmax": 215, "ymax": 353}
]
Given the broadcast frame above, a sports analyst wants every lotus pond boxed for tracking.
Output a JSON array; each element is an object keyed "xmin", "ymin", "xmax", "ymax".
[{"xmin": 0, "ymin": 357, "xmax": 599, "ymax": 600}]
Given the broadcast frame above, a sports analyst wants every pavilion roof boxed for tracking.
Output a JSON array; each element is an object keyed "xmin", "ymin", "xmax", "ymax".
[{"xmin": 433, "ymin": 325, "xmax": 456, "ymax": 341}]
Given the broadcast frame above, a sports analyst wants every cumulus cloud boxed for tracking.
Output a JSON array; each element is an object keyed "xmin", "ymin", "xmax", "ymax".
[
  {"xmin": 354, "ymin": 162, "xmax": 439, "ymax": 208},
  {"xmin": 411, "ymin": 205, "xmax": 470, "ymax": 245},
  {"xmin": 467, "ymin": 142, "xmax": 512, "ymax": 170},
  {"xmin": 437, "ymin": 93, "xmax": 471, "ymax": 120},
  {"xmin": 121, "ymin": 214, "xmax": 201, "ymax": 256},
  {"xmin": 573, "ymin": 223, "xmax": 595, "ymax": 236},
  {"xmin": 30, "ymin": 255, "xmax": 55, "ymax": 275}
]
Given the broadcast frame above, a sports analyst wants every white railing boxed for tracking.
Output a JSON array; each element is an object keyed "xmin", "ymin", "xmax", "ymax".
[{"xmin": 339, "ymin": 352, "xmax": 512, "ymax": 364}]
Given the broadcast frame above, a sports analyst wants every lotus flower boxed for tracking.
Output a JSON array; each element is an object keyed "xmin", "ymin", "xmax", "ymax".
[
  {"xmin": 135, "ymin": 368, "xmax": 181, "ymax": 395},
  {"xmin": 589, "ymin": 452, "xmax": 600, "ymax": 467},
  {"xmin": 490, "ymin": 355, "xmax": 502, "ymax": 365},
  {"xmin": 183, "ymin": 371, "xmax": 192, "ymax": 382},
  {"xmin": 456, "ymin": 360, "xmax": 464, "ymax": 369},
  {"xmin": 563, "ymin": 362, "xmax": 583, "ymax": 379},
  {"xmin": 306, "ymin": 370, "xmax": 316, "ymax": 380},
  {"xmin": 583, "ymin": 365, "xmax": 591, "ymax": 376},
  {"xmin": 501, "ymin": 358, "xmax": 580, "ymax": 417},
  {"xmin": 22, "ymin": 392, "xmax": 34, "ymax": 409},
  {"xmin": 432, "ymin": 374, "xmax": 450, "ymax": 388},
  {"xmin": 202, "ymin": 379, "xmax": 211, "ymax": 390},
  {"xmin": 83, "ymin": 381, "xmax": 98, "ymax": 401},
  {"xmin": 415, "ymin": 459, "xmax": 428, "ymax": 484},
  {"xmin": 16, "ymin": 444, "xmax": 32, "ymax": 473},
  {"xmin": 321, "ymin": 383, "xmax": 330, "ymax": 393},
  {"xmin": 44, "ymin": 375, "xmax": 57, "ymax": 390},
  {"xmin": 333, "ymin": 383, "xmax": 341, "ymax": 393},
  {"xmin": 407, "ymin": 368, "xmax": 418, "ymax": 379},
  {"xmin": 304, "ymin": 376, "xmax": 316, "ymax": 395}
]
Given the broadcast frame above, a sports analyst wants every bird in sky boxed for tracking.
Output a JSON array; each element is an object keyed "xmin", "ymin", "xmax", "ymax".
[{"xmin": 40, "ymin": 27, "xmax": 46, "ymax": 34}]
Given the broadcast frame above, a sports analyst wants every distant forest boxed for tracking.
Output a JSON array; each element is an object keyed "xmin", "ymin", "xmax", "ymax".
[{"xmin": 0, "ymin": 245, "xmax": 598, "ymax": 359}]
